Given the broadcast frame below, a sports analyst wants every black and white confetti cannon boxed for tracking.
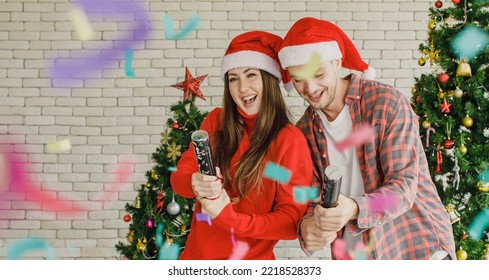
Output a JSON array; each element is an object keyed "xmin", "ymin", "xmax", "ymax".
[
  {"xmin": 321, "ymin": 165, "xmax": 342, "ymax": 208},
  {"xmin": 191, "ymin": 130, "xmax": 216, "ymax": 177}
]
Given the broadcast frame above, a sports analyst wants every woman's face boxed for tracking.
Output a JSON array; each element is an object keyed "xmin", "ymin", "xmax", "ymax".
[{"xmin": 227, "ymin": 67, "xmax": 263, "ymax": 115}]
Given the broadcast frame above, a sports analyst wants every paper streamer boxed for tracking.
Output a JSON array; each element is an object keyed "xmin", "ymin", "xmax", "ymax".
[
  {"xmin": 196, "ymin": 212, "xmax": 212, "ymax": 226},
  {"xmin": 71, "ymin": 5, "xmax": 94, "ymax": 41},
  {"xmin": 451, "ymin": 25, "xmax": 489, "ymax": 61},
  {"xmin": 333, "ymin": 123, "xmax": 374, "ymax": 152},
  {"xmin": 50, "ymin": 0, "xmax": 150, "ymax": 81},
  {"xmin": 228, "ymin": 240, "xmax": 250, "ymax": 260},
  {"xmin": 467, "ymin": 208, "xmax": 489, "ymax": 241},
  {"xmin": 293, "ymin": 186, "xmax": 319, "ymax": 204},
  {"xmin": 288, "ymin": 52, "xmax": 321, "ymax": 81},
  {"xmin": 46, "ymin": 139, "xmax": 72, "ymax": 152},
  {"xmin": 263, "ymin": 162, "xmax": 291, "ymax": 184},
  {"xmin": 7, "ymin": 238, "xmax": 57, "ymax": 260},
  {"xmin": 124, "ymin": 48, "xmax": 135, "ymax": 78},
  {"xmin": 164, "ymin": 14, "xmax": 201, "ymax": 40},
  {"xmin": 331, "ymin": 238, "xmax": 353, "ymax": 260}
]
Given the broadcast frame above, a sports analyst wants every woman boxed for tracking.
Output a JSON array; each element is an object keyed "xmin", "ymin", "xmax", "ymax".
[{"xmin": 170, "ymin": 31, "xmax": 313, "ymax": 259}]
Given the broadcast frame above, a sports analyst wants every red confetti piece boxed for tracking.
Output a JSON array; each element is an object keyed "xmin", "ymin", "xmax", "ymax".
[{"xmin": 333, "ymin": 123, "xmax": 374, "ymax": 152}]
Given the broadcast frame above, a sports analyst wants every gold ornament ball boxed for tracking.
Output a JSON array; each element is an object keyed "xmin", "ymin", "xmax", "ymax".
[
  {"xmin": 151, "ymin": 171, "xmax": 159, "ymax": 180},
  {"xmin": 456, "ymin": 249, "xmax": 468, "ymax": 260},
  {"xmin": 454, "ymin": 87, "xmax": 463, "ymax": 98},
  {"xmin": 428, "ymin": 20, "xmax": 436, "ymax": 30},
  {"xmin": 411, "ymin": 87, "xmax": 417, "ymax": 95},
  {"xmin": 145, "ymin": 182, "xmax": 151, "ymax": 188},
  {"xmin": 458, "ymin": 145, "xmax": 467, "ymax": 155},
  {"xmin": 417, "ymin": 58, "xmax": 426, "ymax": 66},
  {"xmin": 462, "ymin": 115, "xmax": 473, "ymax": 128},
  {"xmin": 422, "ymin": 120, "xmax": 431, "ymax": 129},
  {"xmin": 477, "ymin": 181, "xmax": 489, "ymax": 193},
  {"xmin": 437, "ymin": 91, "xmax": 445, "ymax": 99}
]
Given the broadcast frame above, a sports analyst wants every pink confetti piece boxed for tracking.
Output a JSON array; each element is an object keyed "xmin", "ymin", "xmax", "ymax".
[
  {"xmin": 293, "ymin": 186, "xmax": 319, "ymax": 204},
  {"xmin": 0, "ymin": 149, "xmax": 80, "ymax": 212},
  {"xmin": 369, "ymin": 192, "xmax": 398, "ymax": 214},
  {"xmin": 331, "ymin": 238, "xmax": 353, "ymax": 260},
  {"xmin": 196, "ymin": 212, "xmax": 212, "ymax": 226},
  {"xmin": 467, "ymin": 208, "xmax": 489, "ymax": 241},
  {"xmin": 228, "ymin": 240, "xmax": 250, "ymax": 260},
  {"xmin": 333, "ymin": 123, "xmax": 374, "ymax": 152},
  {"xmin": 230, "ymin": 227, "xmax": 236, "ymax": 247},
  {"xmin": 97, "ymin": 162, "xmax": 133, "ymax": 202}
]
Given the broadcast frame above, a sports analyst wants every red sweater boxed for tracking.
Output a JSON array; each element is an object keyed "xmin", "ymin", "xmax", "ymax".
[{"xmin": 170, "ymin": 108, "xmax": 313, "ymax": 259}]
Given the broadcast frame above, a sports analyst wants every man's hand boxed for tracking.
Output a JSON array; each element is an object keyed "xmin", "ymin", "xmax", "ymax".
[
  {"xmin": 300, "ymin": 217, "xmax": 337, "ymax": 251},
  {"xmin": 314, "ymin": 194, "xmax": 359, "ymax": 232}
]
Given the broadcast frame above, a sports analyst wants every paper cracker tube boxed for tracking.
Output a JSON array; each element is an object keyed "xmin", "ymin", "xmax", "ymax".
[
  {"xmin": 191, "ymin": 130, "xmax": 220, "ymax": 199},
  {"xmin": 321, "ymin": 165, "xmax": 343, "ymax": 208}
]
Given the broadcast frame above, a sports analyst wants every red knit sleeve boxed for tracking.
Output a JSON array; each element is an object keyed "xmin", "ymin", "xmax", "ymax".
[
  {"xmin": 170, "ymin": 108, "xmax": 221, "ymax": 198},
  {"xmin": 212, "ymin": 125, "xmax": 313, "ymax": 240}
]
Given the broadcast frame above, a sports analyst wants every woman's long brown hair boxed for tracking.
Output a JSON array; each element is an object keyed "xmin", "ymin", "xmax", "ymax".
[{"xmin": 213, "ymin": 70, "xmax": 291, "ymax": 198}]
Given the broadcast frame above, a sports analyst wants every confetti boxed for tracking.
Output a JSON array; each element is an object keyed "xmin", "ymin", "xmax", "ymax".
[
  {"xmin": 168, "ymin": 166, "xmax": 178, "ymax": 172},
  {"xmin": 71, "ymin": 5, "xmax": 94, "ymax": 41},
  {"xmin": 331, "ymin": 238, "xmax": 352, "ymax": 260},
  {"xmin": 451, "ymin": 25, "xmax": 489, "ymax": 61},
  {"xmin": 124, "ymin": 48, "xmax": 135, "ymax": 78},
  {"xmin": 164, "ymin": 14, "xmax": 201, "ymax": 40},
  {"xmin": 467, "ymin": 208, "xmax": 489, "ymax": 241},
  {"xmin": 369, "ymin": 192, "xmax": 398, "ymax": 214},
  {"xmin": 46, "ymin": 139, "xmax": 71, "ymax": 152},
  {"xmin": 479, "ymin": 169, "xmax": 489, "ymax": 183},
  {"xmin": 230, "ymin": 227, "xmax": 236, "ymax": 247},
  {"xmin": 350, "ymin": 241, "xmax": 368, "ymax": 260},
  {"xmin": 0, "ymin": 153, "xmax": 8, "ymax": 193},
  {"xmin": 50, "ymin": 0, "xmax": 150, "ymax": 81},
  {"xmin": 7, "ymin": 238, "xmax": 56, "ymax": 260},
  {"xmin": 196, "ymin": 212, "xmax": 212, "ymax": 226},
  {"xmin": 263, "ymin": 162, "xmax": 291, "ymax": 184},
  {"xmin": 333, "ymin": 123, "xmax": 374, "ymax": 152},
  {"xmin": 159, "ymin": 243, "xmax": 180, "ymax": 260},
  {"xmin": 228, "ymin": 240, "xmax": 249, "ymax": 260},
  {"xmin": 155, "ymin": 223, "xmax": 164, "ymax": 247},
  {"xmin": 288, "ymin": 52, "xmax": 321, "ymax": 81},
  {"xmin": 293, "ymin": 186, "xmax": 319, "ymax": 204},
  {"xmin": 97, "ymin": 162, "xmax": 133, "ymax": 202}
]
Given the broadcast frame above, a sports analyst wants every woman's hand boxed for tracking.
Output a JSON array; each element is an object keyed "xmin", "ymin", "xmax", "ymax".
[
  {"xmin": 191, "ymin": 167, "xmax": 223, "ymax": 199},
  {"xmin": 199, "ymin": 189, "xmax": 231, "ymax": 219}
]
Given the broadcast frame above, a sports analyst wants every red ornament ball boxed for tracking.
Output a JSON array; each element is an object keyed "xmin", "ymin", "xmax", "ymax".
[
  {"xmin": 172, "ymin": 122, "xmax": 180, "ymax": 130},
  {"xmin": 437, "ymin": 73, "xmax": 449, "ymax": 84},
  {"xmin": 435, "ymin": 0, "xmax": 443, "ymax": 8},
  {"xmin": 416, "ymin": 96, "xmax": 422, "ymax": 104},
  {"xmin": 443, "ymin": 139, "xmax": 455, "ymax": 149},
  {"xmin": 452, "ymin": 0, "xmax": 460, "ymax": 4},
  {"xmin": 123, "ymin": 214, "xmax": 131, "ymax": 222}
]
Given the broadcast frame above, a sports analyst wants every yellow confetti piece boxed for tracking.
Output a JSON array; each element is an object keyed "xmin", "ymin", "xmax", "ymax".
[
  {"xmin": 71, "ymin": 6, "xmax": 94, "ymax": 41},
  {"xmin": 288, "ymin": 52, "xmax": 321, "ymax": 81},
  {"xmin": 46, "ymin": 139, "xmax": 72, "ymax": 153}
]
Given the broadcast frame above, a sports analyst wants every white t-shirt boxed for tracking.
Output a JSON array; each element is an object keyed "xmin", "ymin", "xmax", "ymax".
[{"xmin": 316, "ymin": 106, "xmax": 364, "ymax": 253}]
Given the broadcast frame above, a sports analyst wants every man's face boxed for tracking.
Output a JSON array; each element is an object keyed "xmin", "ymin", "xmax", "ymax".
[{"xmin": 288, "ymin": 60, "xmax": 340, "ymax": 111}]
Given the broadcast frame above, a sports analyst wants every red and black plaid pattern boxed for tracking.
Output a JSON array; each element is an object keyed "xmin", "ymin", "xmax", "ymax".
[{"xmin": 296, "ymin": 74, "xmax": 455, "ymax": 259}]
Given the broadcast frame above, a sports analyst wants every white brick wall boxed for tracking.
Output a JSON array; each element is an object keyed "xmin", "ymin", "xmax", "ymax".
[{"xmin": 0, "ymin": 0, "xmax": 434, "ymax": 259}]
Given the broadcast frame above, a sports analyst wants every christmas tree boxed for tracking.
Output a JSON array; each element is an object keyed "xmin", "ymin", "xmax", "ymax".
[
  {"xmin": 412, "ymin": 0, "xmax": 489, "ymax": 260},
  {"xmin": 116, "ymin": 68, "xmax": 208, "ymax": 259}
]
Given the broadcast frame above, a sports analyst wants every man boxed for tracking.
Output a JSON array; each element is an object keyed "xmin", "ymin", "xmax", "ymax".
[{"xmin": 278, "ymin": 17, "xmax": 455, "ymax": 260}]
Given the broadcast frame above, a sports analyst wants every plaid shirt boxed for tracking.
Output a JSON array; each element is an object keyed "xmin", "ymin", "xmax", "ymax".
[{"xmin": 296, "ymin": 74, "xmax": 455, "ymax": 259}]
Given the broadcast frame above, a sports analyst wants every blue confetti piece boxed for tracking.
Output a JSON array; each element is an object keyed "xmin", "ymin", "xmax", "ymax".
[
  {"xmin": 467, "ymin": 208, "xmax": 489, "ymax": 241},
  {"xmin": 155, "ymin": 223, "xmax": 164, "ymax": 247},
  {"xmin": 7, "ymin": 238, "xmax": 57, "ymax": 260},
  {"xmin": 159, "ymin": 243, "xmax": 180, "ymax": 260},
  {"xmin": 168, "ymin": 166, "xmax": 178, "ymax": 172},
  {"xmin": 164, "ymin": 14, "xmax": 201, "ymax": 40},
  {"xmin": 293, "ymin": 187, "xmax": 318, "ymax": 203},
  {"xmin": 124, "ymin": 48, "xmax": 135, "ymax": 78},
  {"xmin": 263, "ymin": 162, "xmax": 291, "ymax": 184},
  {"xmin": 451, "ymin": 25, "xmax": 489, "ymax": 61},
  {"xmin": 478, "ymin": 169, "xmax": 489, "ymax": 183}
]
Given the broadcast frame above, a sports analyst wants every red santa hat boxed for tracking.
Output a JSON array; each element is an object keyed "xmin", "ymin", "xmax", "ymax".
[
  {"xmin": 221, "ymin": 31, "xmax": 292, "ymax": 91},
  {"xmin": 278, "ymin": 17, "xmax": 375, "ymax": 80}
]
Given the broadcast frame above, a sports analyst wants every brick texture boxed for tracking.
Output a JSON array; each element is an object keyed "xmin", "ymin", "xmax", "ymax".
[{"xmin": 0, "ymin": 0, "xmax": 433, "ymax": 259}]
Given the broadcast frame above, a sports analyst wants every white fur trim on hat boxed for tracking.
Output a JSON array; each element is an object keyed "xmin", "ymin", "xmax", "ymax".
[
  {"xmin": 220, "ymin": 51, "xmax": 282, "ymax": 81},
  {"xmin": 278, "ymin": 41, "xmax": 342, "ymax": 69},
  {"xmin": 361, "ymin": 66, "xmax": 376, "ymax": 80}
]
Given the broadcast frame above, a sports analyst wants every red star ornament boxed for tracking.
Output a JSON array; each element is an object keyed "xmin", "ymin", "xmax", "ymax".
[
  {"xmin": 171, "ymin": 67, "xmax": 208, "ymax": 101},
  {"xmin": 439, "ymin": 98, "xmax": 452, "ymax": 114}
]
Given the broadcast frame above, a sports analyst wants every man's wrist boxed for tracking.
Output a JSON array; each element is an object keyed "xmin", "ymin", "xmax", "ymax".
[{"xmin": 349, "ymin": 198, "xmax": 359, "ymax": 220}]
